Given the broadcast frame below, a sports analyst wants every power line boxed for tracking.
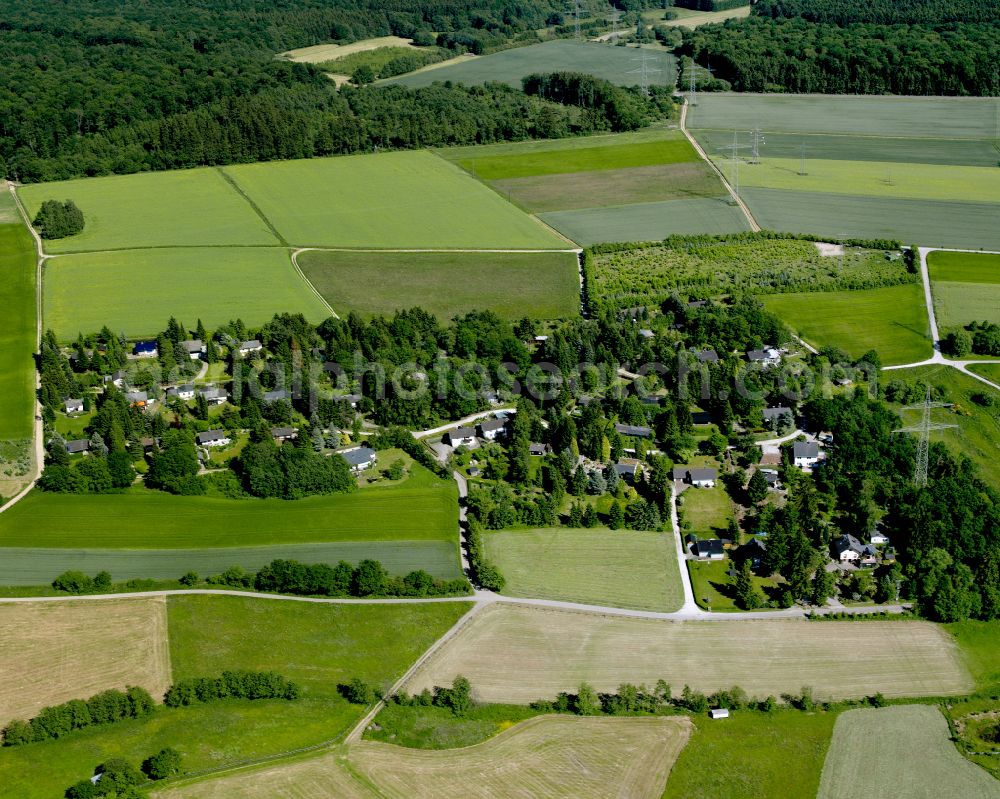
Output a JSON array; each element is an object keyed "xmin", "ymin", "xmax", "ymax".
[
  {"xmin": 628, "ymin": 51, "xmax": 661, "ymax": 97},
  {"xmin": 718, "ymin": 130, "xmax": 750, "ymax": 206},
  {"xmin": 749, "ymin": 128, "xmax": 765, "ymax": 165},
  {"xmin": 892, "ymin": 386, "xmax": 957, "ymax": 487},
  {"xmin": 566, "ymin": 0, "xmax": 582, "ymax": 39}
]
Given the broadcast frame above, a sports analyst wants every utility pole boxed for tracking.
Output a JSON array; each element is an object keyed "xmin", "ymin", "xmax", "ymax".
[
  {"xmin": 749, "ymin": 128, "xmax": 765, "ymax": 165},
  {"xmin": 893, "ymin": 386, "xmax": 957, "ymax": 487},
  {"xmin": 719, "ymin": 131, "xmax": 750, "ymax": 206}
]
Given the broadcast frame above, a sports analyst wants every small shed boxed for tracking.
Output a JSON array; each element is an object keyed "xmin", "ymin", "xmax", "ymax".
[{"xmin": 709, "ymin": 708, "xmax": 730, "ymax": 720}]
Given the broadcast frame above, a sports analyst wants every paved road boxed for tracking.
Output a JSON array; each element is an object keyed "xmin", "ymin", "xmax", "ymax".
[
  {"xmin": 668, "ymin": 484, "xmax": 700, "ymax": 615},
  {"xmin": 412, "ymin": 408, "xmax": 516, "ymax": 439}
]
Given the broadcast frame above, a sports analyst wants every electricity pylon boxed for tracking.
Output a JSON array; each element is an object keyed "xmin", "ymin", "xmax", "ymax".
[
  {"xmin": 893, "ymin": 386, "xmax": 957, "ymax": 487},
  {"xmin": 719, "ymin": 131, "xmax": 750, "ymax": 205},
  {"xmin": 628, "ymin": 51, "xmax": 661, "ymax": 97}
]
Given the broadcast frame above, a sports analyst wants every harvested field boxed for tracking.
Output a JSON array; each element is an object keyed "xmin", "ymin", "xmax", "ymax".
[
  {"xmin": 154, "ymin": 715, "xmax": 690, "ymax": 799},
  {"xmin": 388, "ymin": 39, "xmax": 677, "ymax": 90},
  {"xmin": 818, "ymin": 705, "xmax": 1000, "ymax": 799},
  {"xmin": 686, "ymin": 94, "xmax": 998, "ymax": 139},
  {"xmin": 278, "ymin": 36, "xmax": 415, "ymax": 63},
  {"xmin": 483, "ymin": 528, "xmax": 683, "ymax": 612},
  {"xmin": 0, "ymin": 597, "xmax": 171, "ymax": 723},
  {"xmin": 539, "ymin": 197, "xmax": 749, "ymax": 246},
  {"xmin": 493, "ymin": 162, "xmax": 723, "ymax": 212},
  {"xmin": 404, "ymin": 604, "xmax": 973, "ymax": 703},
  {"xmin": 296, "ymin": 249, "xmax": 579, "ymax": 320}
]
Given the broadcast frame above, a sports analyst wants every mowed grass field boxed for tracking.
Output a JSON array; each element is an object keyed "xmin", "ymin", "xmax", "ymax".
[
  {"xmin": 817, "ymin": 705, "xmax": 1000, "ymax": 799},
  {"xmin": 18, "ymin": 168, "xmax": 279, "ymax": 253},
  {"xmin": 154, "ymin": 716, "xmax": 690, "ymax": 799},
  {"xmin": 296, "ymin": 250, "xmax": 579, "ymax": 320},
  {"xmin": 928, "ymin": 250, "xmax": 1000, "ymax": 329},
  {"xmin": 482, "ymin": 528, "xmax": 683, "ymax": 612},
  {"xmin": 44, "ymin": 247, "xmax": 330, "ymax": 339},
  {"xmin": 686, "ymin": 94, "xmax": 999, "ymax": 139},
  {"xmin": 223, "ymin": 151, "xmax": 565, "ymax": 249},
  {"xmin": 886, "ymin": 365, "xmax": 1000, "ymax": 489},
  {"xmin": 971, "ymin": 364, "xmax": 1000, "ymax": 385},
  {"xmin": 0, "ymin": 597, "xmax": 171, "ymax": 723},
  {"xmin": 405, "ymin": 604, "xmax": 973, "ymax": 703},
  {"xmin": 0, "ymin": 465, "xmax": 462, "ymax": 578},
  {"xmin": 664, "ymin": 709, "xmax": 837, "ymax": 799},
  {"xmin": 388, "ymin": 39, "xmax": 677, "ymax": 89},
  {"xmin": 763, "ymin": 284, "xmax": 932, "ymax": 366},
  {"xmin": 0, "ymin": 597, "xmax": 469, "ymax": 799},
  {"xmin": 0, "ymin": 222, "xmax": 37, "ymax": 441}
]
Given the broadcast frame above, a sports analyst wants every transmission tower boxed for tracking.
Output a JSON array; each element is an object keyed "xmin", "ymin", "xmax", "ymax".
[
  {"xmin": 687, "ymin": 60, "xmax": 711, "ymax": 107},
  {"xmin": 566, "ymin": 0, "xmax": 582, "ymax": 39},
  {"xmin": 893, "ymin": 386, "xmax": 957, "ymax": 487},
  {"xmin": 719, "ymin": 131, "xmax": 750, "ymax": 206},
  {"xmin": 749, "ymin": 128, "xmax": 765, "ymax": 165},
  {"xmin": 628, "ymin": 51, "xmax": 661, "ymax": 97},
  {"xmin": 605, "ymin": 9, "xmax": 622, "ymax": 42}
]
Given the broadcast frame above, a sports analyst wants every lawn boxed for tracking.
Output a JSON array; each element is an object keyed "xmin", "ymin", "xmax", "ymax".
[
  {"xmin": 663, "ymin": 709, "xmax": 837, "ymax": 799},
  {"xmin": 296, "ymin": 250, "xmax": 579, "ymax": 320},
  {"xmin": 928, "ymin": 251, "xmax": 1000, "ymax": 329},
  {"xmin": 688, "ymin": 558, "xmax": 778, "ymax": 612},
  {"xmin": 539, "ymin": 197, "xmax": 749, "ymax": 246},
  {"xmin": 742, "ymin": 189, "xmax": 1000, "ymax": 251},
  {"xmin": 493, "ymin": 163, "xmax": 724, "ymax": 212},
  {"xmin": 405, "ymin": 604, "xmax": 973, "ymax": 703},
  {"xmin": 44, "ymin": 247, "xmax": 330, "ymax": 340},
  {"xmin": 946, "ymin": 620, "xmax": 1000, "ymax": 691},
  {"xmin": 885, "ymin": 365, "xmax": 1000, "ymax": 489},
  {"xmin": 18, "ymin": 168, "xmax": 279, "ymax": 253},
  {"xmin": 223, "ymin": 151, "xmax": 565, "ymax": 249},
  {"xmin": 678, "ymin": 484, "xmax": 734, "ymax": 536},
  {"xmin": 970, "ymin": 364, "xmax": 1000, "ymax": 386},
  {"xmin": 713, "ymin": 157, "xmax": 1000, "ymax": 205},
  {"xmin": 0, "ymin": 223, "xmax": 36, "ymax": 441},
  {"xmin": 0, "ymin": 597, "xmax": 170, "ymax": 724},
  {"xmin": 818, "ymin": 705, "xmax": 1000, "ymax": 799},
  {"xmin": 155, "ymin": 716, "xmax": 690, "ymax": 799},
  {"xmin": 482, "ymin": 527, "xmax": 684, "ymax": 612},
  {"xmin": 387, "ymin": 39, "xmax": 677, "ymax": 89},
  {"xmin": 0, "ymin": 597, "xmax": 470, "ymax": 799},
  {"xmin": 686, "ymin": 94, "xmax": 998, "ymax": 139},
  {"xmin": 762, "ymin": 284, "xmax": 932, "ymax": 366},
  {"xmin": 454, "ymin": 135, "xmax": 699, "ymax": 180}
]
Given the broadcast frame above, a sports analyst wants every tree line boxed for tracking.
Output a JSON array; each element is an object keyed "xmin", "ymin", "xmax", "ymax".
[
  {"xmin": 163, "ymin": 671, "xmax": 300, "ymax": 707},
  {"xmin": 2, "ymin": 687, "xmax": 155, "ymax": 747},
  {"xmin": 754, "ymin": 0, "xmax": 1000, "ymax": 25}
]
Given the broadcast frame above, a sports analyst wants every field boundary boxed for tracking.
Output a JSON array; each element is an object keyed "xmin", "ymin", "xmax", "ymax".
[
  {"xmin": 290, "ymin": 248, "xmax": 339, "ymax": 319},
  {"xmin": 214, "ymin": 168, "xmax": 288, "ymax": 246}
]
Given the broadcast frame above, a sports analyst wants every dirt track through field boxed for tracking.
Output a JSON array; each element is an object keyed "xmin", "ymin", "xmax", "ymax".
[
  {"xmin": 403, "ymin": 603, "xmax": 973, "ymax": 703},
  {"xmin": 0, "ymin": 597, "xmax": 171, "ymax": 722}
]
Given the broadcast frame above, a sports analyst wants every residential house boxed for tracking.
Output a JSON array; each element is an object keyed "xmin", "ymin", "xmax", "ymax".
[
  {"xmin": 64, "ymin": 398, "xmax": 84, "ymax": 414},
  {"xmin": 693, "ymin": 348, "xmax": 719, "ymax": 363},
  {"xmin": 793, "ymin": 441, "xmax": 824, "ymax": 470},
  {"xmin": 262, "ymin": 389, "xmax": 290, "ymax": 403},
  {"xmin": 444, "ymin": 427, "xmax": 477, "ymax": 447},
  {"xmin": 65, "ymin": 439, "xmax": 90, "ymax": 454},
  {"xmin": 468, "ymin": 466, "xmax": 481, "ymax": 477},
  {"xmin": 196, "ymin": 429, "xmax": 231, "ymax": 447},
  {"xmin": 180, "ymin": 339, "xmax": 205, "ymax": 360},
  {"xmin": 132, "ymin": 340, "xmax": 157, "ymax": 358},
  {"xmin": 638, "ymin": 328, "xmax": 655, "ymax": 339},
  {"xmin": 333, "ymin": 393, "xmax": 362, "ymax": 408},
  {"xmin": 860, "ymin": 544, "xmax": 879, "ymax": 568},
  {"xmin": 105, "ymin": 370, "xmax": 126, "ymax": 388},
  {"xmin": 198, "ymin": 387, "xmax": 227, "ymax": 406},
  {"xmin": 672, "ymin": 466, "xmax": 689, "ymax": 482},
  {"xmin": 760, "ymin": 469, "xmax": 780, "ymax": 489},
  {"xmin": 689, "ymin": 468, "xmax": 717, "ymax": 488},
  {"xmin": 477, "ymin": 418, "xmax": 507, "ymax": 441},
  {"xmin": 126, "ymin": 391, "xmax": 149, "ymax": 408},
  {"xmin": 735, "ymin": 537, "xmax": 768, "ymax": 571},
  {"xmin": 271, "ymin": 426, "xmax": 297, "ymax": 442},
  {"xmin": 614, "ymin": 459, "xmax": 640, "ymax": 483},
  {"xmin": 694, "ymin": 538, "xmax": 726, "ymax": 560},
  {"xmin": 691, "ymin": 411, "xmax": 713, "ymax": 426},
  {"xmin": 239, "ymin": 340, "xmax": 263, "ymax": 357},
  {"xmin": 747, "ymin": 347, "xmax": 781, "ymax": 367},
  {"xmin": 832, "ymin": 534, "xmax": 864, "ymax": 563},
  {"xmin": 166, "ymin": 385, "xmax": 195, "ymax": 401},
  {"xmin": 759, "ymin": 451, "xmax": 782, "ymax": 468},
  {"xmin": 687, "ymin": 300, "xmax": 707, "ymax": 309},
  {"xmin": 339, "ymin": 446, "xmax": 377, "ymax": 472},
  {"xmin": 528, "ymin": 443, "xmax": 549, "ymax": 457},
  {"xmin": 762, "ymin": 406, "xmax": 793, "ymax": 427},
  {"xmin": 870, "ymin": 530, "xmax": 891, "ymax": 546},
  {"xmin": 139, "ymin": 437, "xmax": 158, "ymax": 451},
  {"xmin": 614, "ymin": 423, "xmax": 652, "ymax": 439}
]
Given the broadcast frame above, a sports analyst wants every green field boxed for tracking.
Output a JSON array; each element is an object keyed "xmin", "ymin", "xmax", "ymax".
[
  {"xmin": 886, "ymin": 365, "xmax": 1000, "ymax": 488},
  {"xmin": 482, "ymin": 527, "xmax": 684, "ymax": 612},
  {"xmin": 494, "ymin": 163, "xmax": 725, "ymax": 212},
  {"xmin": 0, "ymin": 223, "xmax": 36, "ymax": 441},
  {"xmin": 686, "ymin": 94, "xmax": 999, "ymax": 139},
  {"xmin": 44, "ymin": 247, "xmax": 330, "ymax": 339},
  {"xmin": 540, "ymin": 198, "xmax": 749, "ymax": 246},
  {"xmin": 18, "ymin": 168, "xmax": 279, "ymax": 253},
  {"xmin": 387, "ymin": 39, "xmax": 677, "ymax": 90},
  {"xmin": 664, "ymin": 710, "xmax": 837, "ymax": 799},
  {"xmin": 223, "ymin": 151, "xmax": 565, "ymax": 249},
  {"xmin": 678, "ymin": 485, "xmax": 734, "ymax": 537},
  {"xmin": 947, "ymin": 620, "xmax": 1000, "ymax": 690},
  {"xmin": 455, "ymin": 137, "xmax": 699, "ymax": 181},
  {"xmin": 365, "ymin": 701, "xmax": 543, "ymax": 749},
  {"xmin": 0, "ymin": 597, "xmax": 470, "ymax": 799},
  {"xmin": 818, "ymin": 705, "xmax": 1000, "ymax": 799},
  {"xmin": 713, "ymin": 157, "xmax": 1000, "ymax": 205},
  {"xmin": 694, "ymin": 130, "xmax": 1000, "ymax": 168},
  {"xmin": 763, "ymin": 285, "xmax": 932, "ymax": 366},
  {"xmin": 296, "ymin": 250, "xmax": 579, "ymax": 321},
  {"xmin": 970, "ymin": 364, "xmax": 1000, "ymax": 386},
  {"xmin": 0, "ymin": 541, "xmax": 463, "ymax": 585},
  {"xmin": 928, "ymin": 251, "xmax": 1000, "ymax": 329}
]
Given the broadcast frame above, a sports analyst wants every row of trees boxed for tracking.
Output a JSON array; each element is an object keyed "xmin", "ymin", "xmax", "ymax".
[
  {"xmin": 2, "ymin": 687, "xmax": 155, "ymax": 747},
  {"xmin": 164, "ymin": 671, "xmax": 300, "ymax": 707},
  {"xmin": 753, "ymin": 0, "xmax": 1000, "ymax": 25}
]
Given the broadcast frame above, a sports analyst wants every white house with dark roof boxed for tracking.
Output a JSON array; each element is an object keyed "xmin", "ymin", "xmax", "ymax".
[
  {"xmin": 793, "ymin": 441, "xmax": 824, "ymax": 470},
  {"xmin": 614, "ymin": 423, "xmax": 652, "ymax": 439},
  {"xmin": 65, "ymin": 439, "xmax": 90, "ymax": 454},
  {"xmin": 477, "ymin": 418, "xmax": 507, "ymax": 441},
  {"xmin": 195, "ymin": 429, "xmax": 231, "ymax": 447},
  {"xmin": 64, "ymin": 398, "xmax": 84, "ymax": 414},
  {"xmin": 444, "ymin": 427, "xmax": 477, "ymax": 447},
  {"xmin": 239, "ymin": 340, "xmax": 263, "ymax": 357},
  {"xmin": 688, "ymin": 467, "xmax": 717, "ymax": 488},
  {"xmin": 262, "ymin": 389, "xmax": 290, "ymax": 403},
  {"xmin": 762, "ymin": 406, "xmax": 793, "ymax": 426},
  {"xmin": 693, "ymin": 538, "xmax": 725, "ymax": 560},
  {"xmin": 833, "ymin": 533, "xmax": 864, "ymax": 563},
  {"xmin": 747, "ymin": 347, "xmax": 781, "ymax": 367},
  {"xmin": 271, "ymin": 426, "xmax": 297, "ymax": 441},
  {"xmin": 614, "ymin": 458, "xmax": 641, "ymax": 482},
  {"xmin": 339, "ymin": 446, "xmax": 377, "ymax": 472},
  {"xmin": 333, "ymin": 393, "xmax": 361, "ymax": 408},
  {"xmin": 693, "ymin": 348, "xmax": 719, "ymax": 363},
  {"xmin": 528, "ymin": 442, "xmax": 549, "ymax": 457},
  {"xmin": 132, "ymin": 340, "xmax": 157, "ymax": 358},
  {"xmin": 166, "ymin": 385, "xmax": 195, "ymax": 401},
  {"xmin": 197, "ymin": 386, "xmax": 227, "ymax": 405},
  {"xmin": 180, "ymin": 339, "xmax": 205, "ymax": 360}
]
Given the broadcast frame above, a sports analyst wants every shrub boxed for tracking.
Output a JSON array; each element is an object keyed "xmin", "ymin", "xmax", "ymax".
[
  {"xmin": 340, "ymin": 678, "xmax": 377, "ymax": 705},
  {"xmin": 143, "ymin": 747, "xmax": 182, "ymax": 780},
  {"xmin": 52, "ymin": 570, "xmax": 94, "ymax": 594},
  {"xmin": 164, "ymin": 671, "xmax": 300, "ymax": 707}
]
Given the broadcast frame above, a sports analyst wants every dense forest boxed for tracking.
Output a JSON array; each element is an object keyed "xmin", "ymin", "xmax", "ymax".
[
  {"xmin": 682, "ymin": 17, "xmax": 1000, "ymax": 95},
  {"xmin": 753, "ymin": 0, "xmax": 1000, "ymax": 26}
]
